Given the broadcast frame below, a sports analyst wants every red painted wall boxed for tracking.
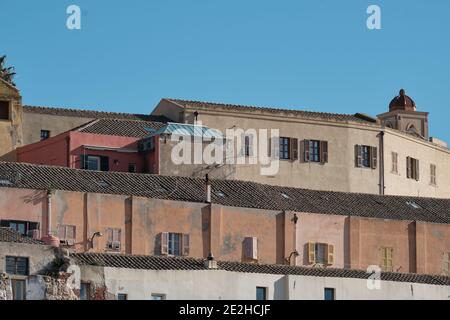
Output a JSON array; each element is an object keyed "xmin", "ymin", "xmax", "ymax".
[{"xmin": 17, "ymin": 131, "xmax": 153, "ymax": 174}]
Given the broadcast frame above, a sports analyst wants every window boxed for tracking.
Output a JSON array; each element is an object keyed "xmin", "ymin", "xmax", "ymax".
[
  {"xmin": 40, "ymin": 130, "xmax": 50, "ymax": 141},
  {"xmin": 381, "ymin": 247, "xmax": 393, "ymax": 272},
  {"xmin": 128, "ymin": 163, "xmax": 137, "ymax": 173},
  {"xmin": 151, "ymin": 294, "xmax": 166, "ymax": 300},
  {"xmin": 106, "ymin": 228, "xmax": 121, "ymax": 251},
  {"xmin": 303, "ymin": 140, "xmax": 328, "ymax": 163},
  {"xmin": 256, "ymin": 287, "xmax": 267, "ymax": 301},
  {"xmin": 11, "ymin": 279, "xmax": 26, "ymax": 300},
  {"xmin": 308, "ymin": 242, "xmax": 334, "ymax": 265},
  {"xmin": 0, "ymin": 100, "xmax": 10, "ymax": 120},
  {"xmin": 81, "ymin": 155, "xmax": 109, "ymax": 171},
  {"xmin": 243, "ymin": 237, "xmax": 258, "ymax": 261},
  {"xmin": 430, "ymin": 164, "xmax": 437, "ymax": 185},
  {"xmin": 57, "ymin": 225, "xmax": 76, "ymax": 245},
  {"xmin": 168, "ymin": 233, "xmax": 181, "ymax": 255},
  {"xmin": 160, "ymin": 232, "xmax": 190, "ymax": 256},
  {"xmin": 0, "ymin": 220, "xmax": 39, "ymax": 237},
  {"xmin": 406, "ymin": 157, "xmax": 419, "ymax": 181},
  {"xmin": 391, "ymin": 152, "xmax": 398, "ymax": 173},
  {"xmin": 355, "ymin": 145, "xmax": 377, "ymax": 169},
  {"xmin": 244, "ymin": 136, "xmax": 251, "ymax": 157},
  {"xmin": 443, "ymin": 253, "xmax": 450, "ymax": 275},
  {"xmin": 5, "ymin": 256, "xmax": 29, "ymax": 276},
  {"xmin": 279, "ymin": 137, "xmax": 290, "ymax": 160},
  {"xmin": 118, "ymin": 293, "xmax": 128, "ymax": 300},
  {"xmin": 324, "ymin": 288, "xmax": 335, "ymax": 301},
  {"xmin": 80, "ymin": 283, "xmax": 90, "ymax": 300}
]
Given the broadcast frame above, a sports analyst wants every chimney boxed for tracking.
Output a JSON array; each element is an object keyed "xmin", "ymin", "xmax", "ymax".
[
  {"xmin": 206, "ymin": 174, "xmax": 211, "ymax": 203},
  {"xmin": 204, "ymin": 252, "xmax": 218, "ymax": 269}
]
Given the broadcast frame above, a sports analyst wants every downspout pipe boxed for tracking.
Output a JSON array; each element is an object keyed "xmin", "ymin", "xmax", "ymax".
[
  {"xmin": 379, "ymin": 131, "xmax": 385, "ymax": 195},
  {"xmin": 42, "ymin": 190, "xmax": 60, "ymax": 247}
]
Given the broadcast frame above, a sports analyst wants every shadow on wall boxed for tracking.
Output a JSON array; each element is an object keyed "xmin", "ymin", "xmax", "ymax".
[{"xmin": 0, "ymin": 150, "xmax": 17, "ymax": 162}]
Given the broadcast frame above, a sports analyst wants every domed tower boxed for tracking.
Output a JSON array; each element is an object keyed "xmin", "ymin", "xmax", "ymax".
[{"xmin": 378, "ymin": 89, "xmax": 429, "ymax": 139}]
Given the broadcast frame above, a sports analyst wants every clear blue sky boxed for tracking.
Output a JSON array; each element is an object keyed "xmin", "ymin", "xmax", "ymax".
[{"xmin": 1, "ymin": 0, "xmax": 449, "ymax": 141}]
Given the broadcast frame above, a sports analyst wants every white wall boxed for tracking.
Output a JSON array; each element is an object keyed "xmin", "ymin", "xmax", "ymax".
[{"xmin": 85, "ymin": 267, "xmax": 450, "ymax": 300}]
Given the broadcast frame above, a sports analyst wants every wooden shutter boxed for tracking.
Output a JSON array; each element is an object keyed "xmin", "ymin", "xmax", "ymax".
[
  {"xmin": 415, "ymin": 159, "xmax": 420, "ymax": 181},
  {"xmin": 182, "ymin": 234, "xmax": 190, "ymax": 256},
  {"xmin": 406, "ymin": 157, "xmax": 411, "ymax": 178},
  {"xmin": 290, "ymin": 138, "xmax": 298, "ymax": 161},
  {"xmin": 248, "ymin": 135, "xmax": 254, "ymax": 157},
  {"xmin": 267, "ymin": 137, "xmax": 271, "ymax": 157},
  {"xmin": 327, "ymin": 244, "xmax": 334, "ymax": 265},
  {"xmin": 371, "ymin": 147, "xmax": 378, "ymax": 169},
  {"xmin": 355, "ymin": 145, "xmax": 362, "ymax": 167},
  {"xmin": 308, "ymin": 242, "xmax": 316, "ymax": 264},
  {"xmin": 320, "ymin": 141, "xmax": 328, "ymax": 164},
  {"xmin": 273, "ymin": 138, "xmax": 280, "ymax": 159},
  {"xmin": 303, "ymin": 140, "xmax": 310, "ymax": 162},
  {"xmin": 161, "ymin": 232, "xmax": 169, "ymax": 255},
  {"xmin": 100, "ymin": 156, "xmax": 109, "ymax": 172}
]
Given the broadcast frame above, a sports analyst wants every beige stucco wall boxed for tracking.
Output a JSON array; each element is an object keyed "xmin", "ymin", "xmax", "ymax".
[
  {"xmin": 21, "ymin": 112, "xmax": 94, "ymax": 145},
  {"xmin": 383, "ymin": 129, "xmax": 450, "ymax": 198},
  {"xmin": 0, "ymin": 81, "xmax": 23, "ymax": 161},
  {"xmin": 152, "ymin": 101, "xmax": 450, "ymax": 198}
]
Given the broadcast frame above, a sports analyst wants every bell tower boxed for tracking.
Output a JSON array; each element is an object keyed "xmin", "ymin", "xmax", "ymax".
[{"xmin": 377, "ymin": 89, "xmax": 429, "ymax": 139}]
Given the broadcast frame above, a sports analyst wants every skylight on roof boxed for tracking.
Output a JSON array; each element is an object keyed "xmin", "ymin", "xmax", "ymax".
[
  {"xmin": 406, "ymin": 201, "xmax": 422, "ymax": 209},
  {"xmin": 215, "ymin": 191, "xmax": 226, "ymax": 198},
  {"xmin": 281, "ymin": 192, "xmax": 290, "ymax": 199},
  {"xmin": 0, "ymin": 179, "xmax": 12, "ymax": 186},
  {"xmin": 97, "ymin": 180, "xmax": 110, "ymax": 188}
]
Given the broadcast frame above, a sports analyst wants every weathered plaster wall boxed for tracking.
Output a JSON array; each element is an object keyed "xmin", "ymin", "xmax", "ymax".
[{"xmin": 0, "ymin": 80, "xmax": 23, "ymax": 161}]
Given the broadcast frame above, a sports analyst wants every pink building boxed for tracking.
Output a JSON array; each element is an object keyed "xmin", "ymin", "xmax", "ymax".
[{"xmin": 16, "ymin": 118, "xmax": 166, "ymax": 174}]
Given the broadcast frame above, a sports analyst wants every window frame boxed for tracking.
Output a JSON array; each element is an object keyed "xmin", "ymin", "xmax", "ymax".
[
  {"xmin": 151, "ymin": 293, "xmax": 166, "ymax": 300},
  {"xmin": 324, "ymin": 288, "xmax": 336, "ymax": 301},
  {"xmin": 106, "ymin": 228, "xmax": 121, "ymax": 251},
  {"xmin": 40, "ymin": 130, "xmax": 50, "ymax": 141},
  {"xmin": 11, "ymin": 279, "xmax": 26, "ymax": 300},
  {"xmin": 430, "ymin": 164, "xmax": 437, "ymax": 186},
  {"xmin": 117, "ymin": 293, "xmax": 128, "ymax": 300},
  {"xmin": 128, "ymin": 163, "xmax": 137, "ymax": 173},
  {"xmin": 57, "ymin": 225, "xmax": 76, "ymax": 244},
  {"xmin": 86, "ymin": 155, "xmax": 101, "ymax": 171},
  {"xmin": 256, "ymin": 287, "xmax": 267, "ymax": 301},
  {"xmin": 80, "ymin": 282, "xmax": 91, "ymax": 300},
  {"xmin": 5, "ymin": 256, "xmax": 29, "ymax": 276},
  {"xmin": 391, "ymin": 152, "xmax": 398, "ymax": 174},
  {"xmin": 279, "ymin": 137, "xmax": 290, "ymax": 160},
  {"xmin": 309, "ymin": 140, "xmax": 321, "ymax": 163},
  {"xmin": 443, "ymin": 252, "xmax": 450, "ymax": 275},
  {"xmin": 381, "ymin": 247, "xmax": 394, "ymax": 272},
  {"xmin": 0, "ymin": 100, "xmax": 11, "ymax": 121},
  {"xmin": 168, "ymin": 233, "xmax": 181, "ymax": 256}
]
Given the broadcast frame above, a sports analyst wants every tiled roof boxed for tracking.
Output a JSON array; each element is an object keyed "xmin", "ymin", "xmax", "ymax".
[
  {"xmin": 23, "ymin": 105, "xmax": 171, "ymax": 123},
  {"xmin": 1, "ymin": 162, "xmax": 450, "ymax": 224},
  {"xmin": 166, "ymin": 99, "xmax": 376, "ymax": 124},
  {"xmin": 70, "ymin": 253, "xmax": 450, "ymax": 286},
  {"xmin": 75, "ymin": 118, "xmax": 167, "ymax": 138},
  {"xmin": 0, "ymin": 227, "xmax": 44, "ymax": 245}
]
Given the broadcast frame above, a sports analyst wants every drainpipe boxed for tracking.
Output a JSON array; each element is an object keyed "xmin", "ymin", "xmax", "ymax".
[
  {"xmin": 378, "ymin": 131, "xmax": 385, "ymax": 195},
  {"xmin": 206, "ymin": 174, "xmax": 211, "ymax": 203},
  {"xmin": 42, "ymin": 190, "xmax": 60, "ymax": 247}
]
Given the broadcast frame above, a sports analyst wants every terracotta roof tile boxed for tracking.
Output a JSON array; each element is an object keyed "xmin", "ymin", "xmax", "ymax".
[
  {"xmin": 0, "ymin": 227, "xmax": 44, "ymax": 245},
  {"xmin": 23, "ymin": 105, "xmax": 171, "ymax": 123},
  {"xmin": 167, "ymin": 98, "xmax": 375, "ymax": 124},
  {"xmin": 1, "ymin": 162, "xmax": 450, "ymax": 224},
  {"xmin": 75, "ymin": 118, "xmax": 167, "ymax": 138}
]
